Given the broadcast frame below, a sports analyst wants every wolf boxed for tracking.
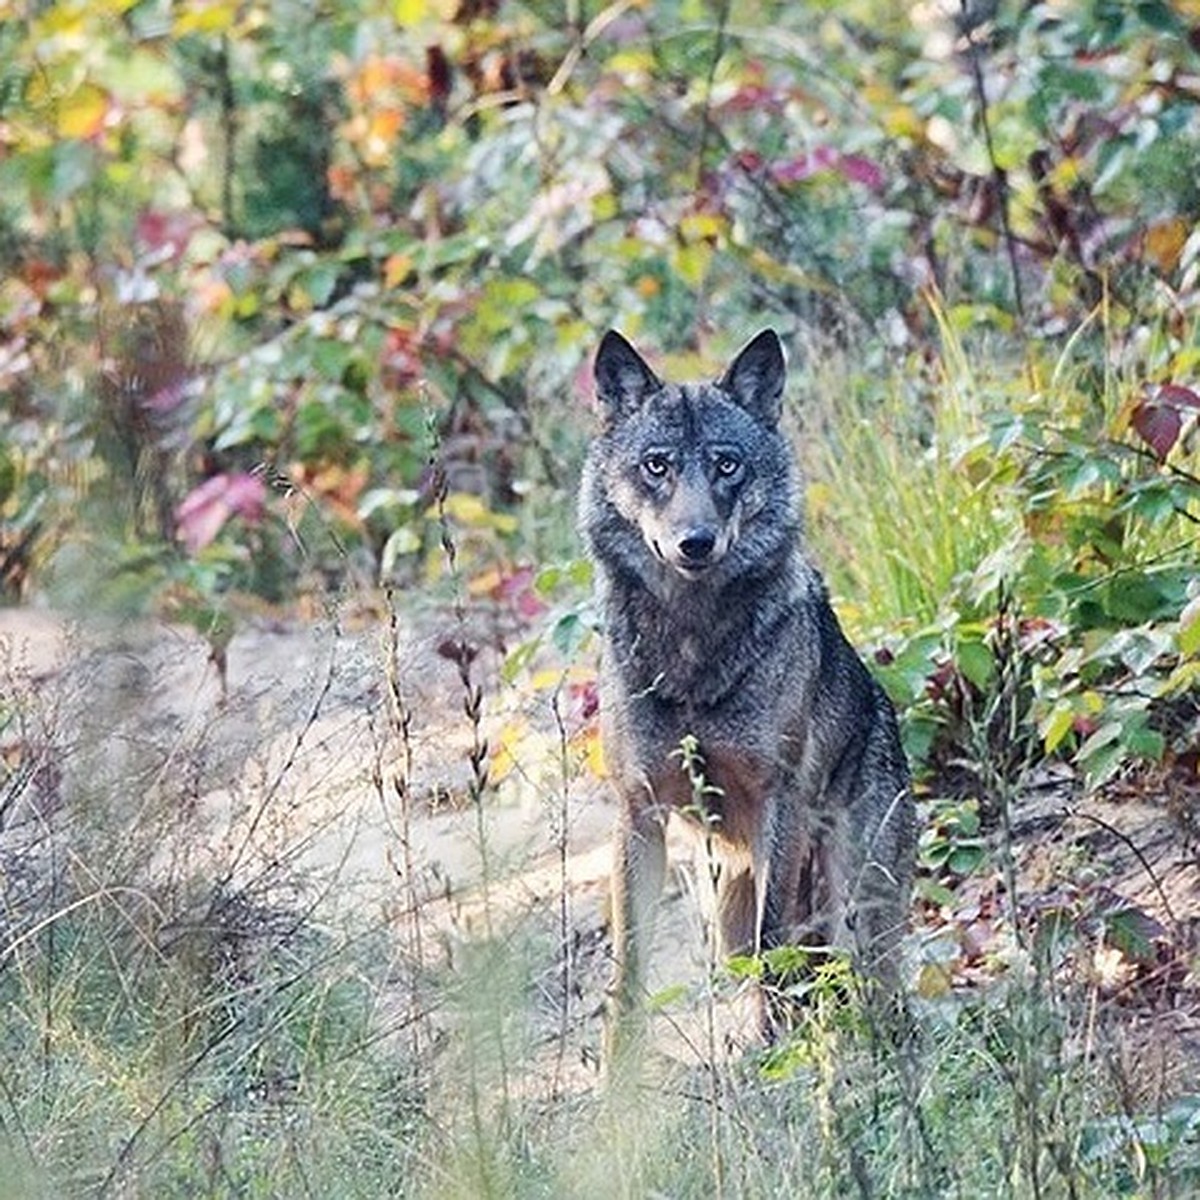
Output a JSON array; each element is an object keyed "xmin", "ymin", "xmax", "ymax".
[{"xmin": 579, "ymin": 328, "xmax": 916, "ymax": 1064}]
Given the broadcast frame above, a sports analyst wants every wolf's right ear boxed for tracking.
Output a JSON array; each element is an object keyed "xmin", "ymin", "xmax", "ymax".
[{"xmin": 594, "ymin": 330, "xmax": 662, "ymax": 420}]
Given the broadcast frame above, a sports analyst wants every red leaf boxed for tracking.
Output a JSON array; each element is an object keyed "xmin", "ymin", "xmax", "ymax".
[
  {"xmin": 767, "ymin": 146, "xmax": 885, "ymax": 191},
  {"xmin": 569, "ymin": 678, "xmax": 599, "ymax": 722},
  {"xmin": 1154, "ymin": 382, "xmax": 1200, "ymax": 409},
  {"xmin": 1131, "ymin": 400, "xmax": 1181, "ymax": 460},
  {"xmin": 730, "ymin": 149, "xmax": 764, "ymax": 173},
  {"xmin": 718, "ymin": 84, "xmax": 786, "ymax": 115}
]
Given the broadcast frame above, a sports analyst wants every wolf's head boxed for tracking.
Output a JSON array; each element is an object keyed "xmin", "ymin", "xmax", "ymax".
[{"xmin": 582, "ymin": 329, "xmax": 802, "ymax": 592}]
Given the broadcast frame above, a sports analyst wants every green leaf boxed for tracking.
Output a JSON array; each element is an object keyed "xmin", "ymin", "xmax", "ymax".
[
  {"xmin": 947, "ymin": 843, "xmax": 986, "ymax": 876},
  {"xmin": 1124, "ymin": 725, "xmax": 1165, "ymax": 762},
  {"xmin": 956, "ymin": 637, "xmax": 995, "ymax": 691},
  {"xmin": 550, "ymin": 612, "xmax": 587, "ymax": 657},
  {"xmin": 725, "ymin": 954, "xmax": 764, "ymax": 981},
  {"xmin": 915, "ymin": 880, "xmax": 955, "ymax": 907},
  {"xmin": 500, "ymin": 638, "xmax": 540, "ymax": 685},
  {"xmin": 646, "ymin": 982, "xmax": 688, "ymax": 1012}
]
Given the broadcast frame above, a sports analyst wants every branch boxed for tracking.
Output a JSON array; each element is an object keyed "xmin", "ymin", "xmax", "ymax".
[{"xmin": 960, "ymin": 3, "xmax": 1026, "ymax": 326}]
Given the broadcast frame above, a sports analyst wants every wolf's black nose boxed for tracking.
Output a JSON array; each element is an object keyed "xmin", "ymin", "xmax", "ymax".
[{"xmin": 678, "ymin": 529, "xmax": 717, "ymax": 563}]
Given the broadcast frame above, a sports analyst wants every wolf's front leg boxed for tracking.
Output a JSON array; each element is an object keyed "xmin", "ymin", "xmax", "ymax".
[
  {"xmin": 750, "ymin": 802, "xmax": 815, "ymax": 1039},
  {"xmin": 604, "ymin": 800, "xmax": 666, "ymax": 1073}
]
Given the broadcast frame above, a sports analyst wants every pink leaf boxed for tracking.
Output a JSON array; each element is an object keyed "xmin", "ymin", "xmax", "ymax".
[
  {"xmin": 496, "ymin": 565, "xmax": 548, "ymax": 621},
  {"xmin": 176, "ymin": 473, "xmax": 266, "ymax": 553},
  {"xmin": 837, "ymin": 153, "xmax": 886, "ymax": 191},
  {"xmin": 136, "ymin": 209, "xmax": 203, "ymax": 263}
]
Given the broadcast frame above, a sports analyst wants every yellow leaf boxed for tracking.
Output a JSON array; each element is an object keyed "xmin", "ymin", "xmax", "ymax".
[
  {"xmin": 1161, "ymin": 659, "xmax": 1200, "ymax": 696},
  {"xmin": 1041, "ymin": 702, "xmax": 1075, "ymax": 755},
  {"xmin": 489, "ymin": 720, "xmax": 526, "ymax": 784},
  {"xmin": 362, "ymin": 108, "xmax": 405, "ymax": 167},
  {"xmin": 57, "ymin": 84, "xmax": 109, "ymax": 139},
  {"xmin": 393, "ymin": 0, "xmax": 456, "ymax": 23},
  {"xmin": 393, "ymin": 0, "xmax": 428, "ymax": 23},
  {"xmin": 591, "ymin": 191, "xmax": 618, "ymax": 222},
  {"xmin": 881, "ymin": 103, "xmax": 924, "ymax": 140},
  {"xmin": 806, "ymin": 480, "xmax": 833, "ymax": 519},
  {"xmin": 1180, "ymin": 594, "xmax": 1200, "ymax": 658},
  {"xmin": 1046, "ymin": 155, "xmax": 1082, "ymax": 190},
  {"xmin": 579, "ymin": 727, "xmax": 607, "ymax": 779},
  {"xmin": 679, "ymin": 212, "xmax": 726, "ymax": 243},
  {"xmin": 529, "ymin": 666, "xmax": 595, "ymax": 691},
  {"xmin": 742, "ymin": 246, "xmax": 837, "ymax": 294},
  {"xmin": 606, "ymin": 48, "xmax": 655, "ymax": 77},
  {"xmin": 438, "ymin": 492, "xmax": 489, "ymax": 525},
  {"xmin": 916, "ymin": 961, "xmax": 952, "ymax": 999},
  {"xmin": 435, "ymin": 492, "xmax": 519, "ymax": 534},
  {"xmin": 173, "ymin": 0, "xmax": 237, "ymax": 35},
  {"xmin": 1144, "ymin": 219, "xmax": 1189, "ymax": 274},
  {"xmin": 466, "ymin": 564, "xmax": 504, "ymax": 597},
  {"xmin": 383, "ymin": 253, "xmax": 413, "ymax": 289},
  {"xmin": 670, "ymin": 241, "xmax": 712, "ymax": 289}
]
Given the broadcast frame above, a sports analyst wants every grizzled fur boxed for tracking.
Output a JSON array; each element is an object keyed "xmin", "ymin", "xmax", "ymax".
[{"xmin": 579, "ymin": 328, "xmax": 916, "ymax": 1064}]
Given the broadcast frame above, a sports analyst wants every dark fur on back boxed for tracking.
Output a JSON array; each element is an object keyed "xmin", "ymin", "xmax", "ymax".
[{"xmin": 580, "ymin": 330, "xmax": 916, "ymax": 1064}]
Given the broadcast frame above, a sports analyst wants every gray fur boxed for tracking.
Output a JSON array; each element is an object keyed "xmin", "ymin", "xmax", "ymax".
[{"xmin": 580, "ymin": 329, "xmax": 917, "ymax": 1065}]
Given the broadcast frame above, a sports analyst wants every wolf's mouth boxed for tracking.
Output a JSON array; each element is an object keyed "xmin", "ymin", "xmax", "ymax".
[{"xmin": 650, "ymin": 538, "xmax": 720, "ymax": 579}]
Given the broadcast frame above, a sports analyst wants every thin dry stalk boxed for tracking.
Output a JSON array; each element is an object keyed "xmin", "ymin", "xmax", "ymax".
[
  {"xmin": 549, "ymin": 683, "xmax": 574, "ymax": 1098},
  {"xmin": 427, "ymin": 411, "xmax": 512, "ymax": 1146},
  {"xmin": 381, "ymin": 582, "xmax": 427, "ymax": 1063}
]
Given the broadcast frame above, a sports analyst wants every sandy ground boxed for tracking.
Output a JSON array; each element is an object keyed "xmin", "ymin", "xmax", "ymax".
[
  {"xmin": 2, "ymin": 603, "xmax": 1197, "ymax": 1089},
  {"xmin": 0, "ymin": 603, "xmax": 735, "ymax": 1078}
]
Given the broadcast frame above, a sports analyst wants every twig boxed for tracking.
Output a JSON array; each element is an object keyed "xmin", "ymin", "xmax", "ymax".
[
  {"xmin": 1066, "ymin": 807, "xmax": 1180, "ymax": 932},
  {"xmin": 215, "ymin": 35, "xmax": 238, "ymax": 238},
  {"xmin": 545, "ymin": 0, "xmax": 644, "ymax": 97},
  {"xmin": 695, "ymin": 0, "xmax": 733, "ymax": 193},
  {"xmin": 959, "ymin": 2, "xmax": 1026, "ymax": 326}
]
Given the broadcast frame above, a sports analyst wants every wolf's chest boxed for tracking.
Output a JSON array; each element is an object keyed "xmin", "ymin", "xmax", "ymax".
[{"xmin": 641, "ymin": 741, "xmax": 773, "ymax": 851}]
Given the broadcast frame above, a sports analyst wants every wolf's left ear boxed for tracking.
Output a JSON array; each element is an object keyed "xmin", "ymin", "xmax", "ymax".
[
  {"xmin": 594, "ymin": 330, "xmax": 662, "ymax": 420},
  {"xmin": 719, "ymin": 329, "xmax": 786, "ymax": 427}
]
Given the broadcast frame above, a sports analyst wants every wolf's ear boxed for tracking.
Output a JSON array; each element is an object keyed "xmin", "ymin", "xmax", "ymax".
[
  {"xmin": 719, "ymin": 329, "xmax": 786, "ymax": 427},
  {"xmin": 594, "ymin": 330, "xmax": 662, "ymax": 419}
]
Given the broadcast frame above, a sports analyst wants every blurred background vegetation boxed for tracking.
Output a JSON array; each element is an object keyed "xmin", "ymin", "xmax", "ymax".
[
  {"xmin": 2, "ymin": 0, "xmax": 1200, "ymax": 1194},
  {"xmin": 2, "ymin": 0, "xmax": 1197, "ymax": 784}
]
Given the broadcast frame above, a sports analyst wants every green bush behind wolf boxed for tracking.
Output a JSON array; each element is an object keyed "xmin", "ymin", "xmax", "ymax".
[{"xmin": 580, "ymin": 329, "xmax": 917, "ymax": 1066}]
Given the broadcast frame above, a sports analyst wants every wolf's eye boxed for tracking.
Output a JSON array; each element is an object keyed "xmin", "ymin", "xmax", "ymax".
[
  {"xmin": 714, "ymin": 452, "xmax": 741, "ymax": 478},
  {"xmin": 641, "ymin": 453, "xmax": 670, "ymax": 479}
]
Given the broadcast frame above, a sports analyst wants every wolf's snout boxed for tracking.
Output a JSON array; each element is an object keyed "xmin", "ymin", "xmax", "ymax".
[{"xmin": 677, "ymin": 528, "xmax": 717, "ymax": 564}]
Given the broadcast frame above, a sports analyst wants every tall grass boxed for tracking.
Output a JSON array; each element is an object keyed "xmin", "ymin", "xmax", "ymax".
[
  {"xmin": 798, "ymin": 308, "xmax": 1200, "ymax": 644},
  {"xmin": 795, "ymin": 322, "xmax": 1025, "ymax": 636}
]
